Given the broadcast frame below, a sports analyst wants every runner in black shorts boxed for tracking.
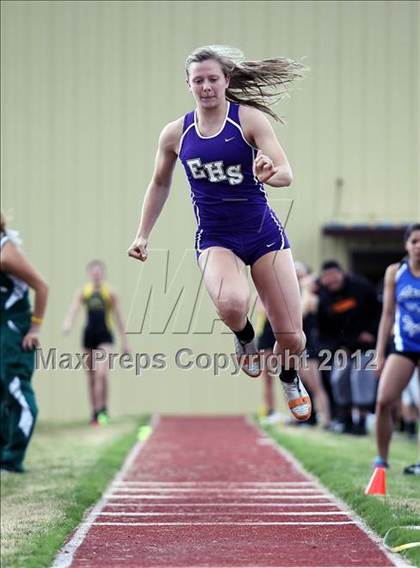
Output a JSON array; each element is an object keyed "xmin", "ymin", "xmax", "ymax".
[
  {"xmin": 374, "ymin": 224, "xmax": 420, "ymax": 471},
  {"xmin": 63, "ymin": 260, "xmax": 130, "ymax": 425}
]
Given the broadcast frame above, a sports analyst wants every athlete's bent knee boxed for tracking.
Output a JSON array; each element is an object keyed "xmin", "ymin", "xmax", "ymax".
[
  {"xmin": 376, "ymin": 397, "xmax": 396, "ymax": 415},
  {"xmin": 217, "ymin": 296, "xmax": 248, "ymax": 328},
  {"xmin": 277, "ymin": 331, "xmax": 306, "ymax": 355}
]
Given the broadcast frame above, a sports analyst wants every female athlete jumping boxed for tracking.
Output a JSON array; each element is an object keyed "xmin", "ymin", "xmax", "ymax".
[{"xmin": 128, "ymin": 45, "xmax": 311, "ymax": 421}]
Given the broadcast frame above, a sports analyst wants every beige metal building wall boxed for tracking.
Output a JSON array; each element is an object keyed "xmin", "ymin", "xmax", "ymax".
[{"xmin": 1, "ymin": 1, "xmax": 419, "ymax": 419}]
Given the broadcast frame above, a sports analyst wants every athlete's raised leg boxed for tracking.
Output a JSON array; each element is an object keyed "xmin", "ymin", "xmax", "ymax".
[
  {"xmin": 376, "ymin": 354, "xmax": 415, "ymax": 464},
  {"xmin": 199, "ymin": 247, "xmax": 250, "ymax": 331},
  {"xmin": 251, "ymin": 249, "xmax": 305, "ymax": 361},
  {"xmin": 199, "ymin": 247, "xmax": 260, "ymax": 377},
  {"xmin": 251, "ymin": 249, "xmax": 311, "ymax": 420}
]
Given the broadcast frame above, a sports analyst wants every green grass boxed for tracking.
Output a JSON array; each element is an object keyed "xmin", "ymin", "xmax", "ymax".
[
  {"xmin": 261, "ymin": 421, "xmax": 420, "ymax": 566},
  {"xmin": 1, "ymin": 416, "xmax": 148, "ymax": 568}
]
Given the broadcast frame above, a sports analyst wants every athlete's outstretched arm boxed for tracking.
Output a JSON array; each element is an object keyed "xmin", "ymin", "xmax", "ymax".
[
  {"xmin": 128, "ymin": 119, "xmax": 182, "ymax": 262},
  {"xmin": 241, "ymin": 107, "xmax": 293, "ymax": 187},
  {"xmin": 1, "ymin": 241, "xmax": 49, "ymax": 349},
  {"xmin": 110, "ymin": 291, "xmax": 130, "ymax": 353},
  {"xmin": 374, "ymin": 263, "xmax": 398, "ymax": 376},
  {"xmin": 63, "ymin": 290, "xmax": 83, "ymax": 335}
]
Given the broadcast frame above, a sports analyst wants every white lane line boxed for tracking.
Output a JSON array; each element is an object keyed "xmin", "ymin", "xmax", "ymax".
[
  {"xmin": 114, "ymin": 481, "xmax": 315, "ymax": 486},
  {"xmin": 98, "ymin": 511, "xmax": 349, "ymax": 517},
  {"xmin": 104, "ymin": 494, "xmax": 328, "ymax": 500},
  {"xmin": 91, "ymin": 521, "xmax": 356, "ymax": 526},
  {"xmin": 105, "ymin": 502, "xmax": 337, "ymax": 508},
  {"xmin": 109, "ymin": 488, "xmax": 322, "ymax": 494},
  {"xmin": 248, "ymin": 418, "xmax": 410, "ymax": 568},
  {"xmin": 51, "ymin": 416, "xmax": 159, "ymax": 568}
]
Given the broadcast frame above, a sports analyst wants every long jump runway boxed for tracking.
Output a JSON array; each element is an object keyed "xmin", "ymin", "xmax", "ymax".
[{"xmin": 53, "ymin": 417, "xmax": 403, "ymax": 567}]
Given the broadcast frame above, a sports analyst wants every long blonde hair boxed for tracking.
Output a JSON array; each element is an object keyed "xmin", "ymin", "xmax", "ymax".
[{"xmin": 185, "ymin": 45, "xmax": 306, "ymax": 121}]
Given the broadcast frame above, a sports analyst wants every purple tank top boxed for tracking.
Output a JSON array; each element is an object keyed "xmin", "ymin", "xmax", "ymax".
[{"xmin": 179, "ymin": 102, "xmax": 272, "ymax": 234}]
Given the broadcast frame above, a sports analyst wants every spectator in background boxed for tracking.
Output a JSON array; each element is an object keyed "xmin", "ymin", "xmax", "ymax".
[
  {"xmin": 317, "ymin": 260, "xmax": 380, "ymax": 435},
  {"xmin": 0, "ymin": 212, "xmax": 49, "ymax": 473}
]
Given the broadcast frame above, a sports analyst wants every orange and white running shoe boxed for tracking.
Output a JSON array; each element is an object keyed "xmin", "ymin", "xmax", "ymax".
[
  {"xmin": 234, "ymin": 337, "xmax": 262, "ymax": 378},
  {"xmin": 281, "ymin": 376, "xmax": 312, "ymax": 422}
]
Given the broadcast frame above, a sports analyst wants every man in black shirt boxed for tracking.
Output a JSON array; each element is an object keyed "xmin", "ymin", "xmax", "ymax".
[{"xmin": 317, "ymin": 260, "xmax": 380, "ymax": 434}]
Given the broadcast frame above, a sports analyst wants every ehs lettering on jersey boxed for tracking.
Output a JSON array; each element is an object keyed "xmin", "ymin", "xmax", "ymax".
[{"xmin": 187, "ymin": 158, "xmax": 244, "ymax": 186}]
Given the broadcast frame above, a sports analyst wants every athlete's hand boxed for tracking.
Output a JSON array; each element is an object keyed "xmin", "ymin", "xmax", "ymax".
[
  {"xmin": 128, "ymin": 236, "xmax": 148, "ymax": 262},
  {"xmin": 253, "ymin": 150, "xmax": 279, "ymax": 183},
  {"xmin": 22, "ymin": 326, "xmax": 40, "ymax": 350}
]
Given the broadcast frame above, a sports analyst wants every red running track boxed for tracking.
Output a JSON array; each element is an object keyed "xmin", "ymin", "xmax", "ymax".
[{"xmin": 53, "ymin": 417, "xmax": 401, "ymax": 567}]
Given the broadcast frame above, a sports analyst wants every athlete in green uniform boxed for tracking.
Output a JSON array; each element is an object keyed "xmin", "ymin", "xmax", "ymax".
[
  {"xmin": 63, "ymin": 260, "xmax": 129, "ymax": 425},
  {"xmin": 0, "ymin": 213, "xmax": 49, "ymax": 473}
]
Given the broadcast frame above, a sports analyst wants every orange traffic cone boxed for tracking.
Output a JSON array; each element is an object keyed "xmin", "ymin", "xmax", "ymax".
[{"xmin": 365, "ymin": 467, "xmax": 386, "ymax": 496}]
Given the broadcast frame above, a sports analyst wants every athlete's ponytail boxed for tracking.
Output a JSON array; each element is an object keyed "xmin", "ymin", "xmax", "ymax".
[{"xmin": 185, "ymin": 45, "xmax": 306, "ymax": 122}]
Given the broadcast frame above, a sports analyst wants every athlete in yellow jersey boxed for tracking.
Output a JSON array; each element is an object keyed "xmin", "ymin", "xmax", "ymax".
[
  {"xmin": 63, "ymin": 260, "xmax": 130, "ymax": 425},
  {"xmin": 82, "ymin": 280, "xmax": 114, "ymax": 350}
]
